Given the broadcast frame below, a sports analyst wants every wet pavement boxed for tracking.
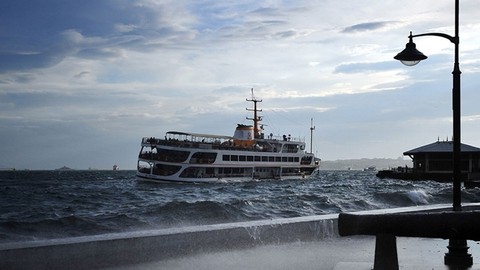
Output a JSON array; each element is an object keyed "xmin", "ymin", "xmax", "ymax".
[{"xmin": 105, "ymin": 236, "xmax": 480, "ymax": 270}]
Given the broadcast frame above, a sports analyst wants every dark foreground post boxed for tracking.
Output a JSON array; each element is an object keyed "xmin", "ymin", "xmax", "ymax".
[
  {"xmin": 338, "ymin": 210, "xmax": 480, "ymax": 269},
  {"xmin": 445, "ymin": 239, "xmax": 473, "ymax": 267},
  {"xmin": 374, "ymin": 234, "xmax": 399, "ymax": 270}
]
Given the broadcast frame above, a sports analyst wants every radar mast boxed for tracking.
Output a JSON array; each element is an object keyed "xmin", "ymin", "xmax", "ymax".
[
  {"xmin": 310, "ymin": 118, "xmax": 315, "ymax": 154},
  {"xmin": 246, "ymin": 88, "xmax": 262, "ymax": 139}
]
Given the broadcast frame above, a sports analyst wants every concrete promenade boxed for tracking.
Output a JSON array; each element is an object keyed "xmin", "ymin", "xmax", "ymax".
[
  {"xmin": 108, "ymin": 236, "xmax": 480, "ymax": 270},
  {"xmin": 1, "ymin": 204, "xmax": 480, "ymax": 270}
]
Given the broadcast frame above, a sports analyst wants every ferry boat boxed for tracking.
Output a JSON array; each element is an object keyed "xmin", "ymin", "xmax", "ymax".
[{"xmin": 136, "ymin": 90, "xmax": 320, "ymax": 183}]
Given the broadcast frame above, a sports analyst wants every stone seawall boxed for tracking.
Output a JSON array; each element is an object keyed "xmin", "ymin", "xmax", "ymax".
[{"xmin": 0, "ymin": 214, "xmax": 339, "ymax": 270}]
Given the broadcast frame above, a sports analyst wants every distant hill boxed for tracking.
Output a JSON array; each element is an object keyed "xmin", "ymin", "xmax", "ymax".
[{"xmin": 319, "ymin": 158, "xmax": 412, "ymax": 171}]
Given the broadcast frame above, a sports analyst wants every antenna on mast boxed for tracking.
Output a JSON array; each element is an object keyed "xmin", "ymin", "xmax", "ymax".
[
  {"xmin": 310, "ymin": 118, "xmax": 315, "ymax": 154},
  {"xmin": 246, "ymin": 88, "xmax": 263, "ymax": 139}
]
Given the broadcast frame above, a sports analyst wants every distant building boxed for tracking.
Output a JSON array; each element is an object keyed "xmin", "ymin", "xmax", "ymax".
[{"xmin": 377, "ymin": 140, "xmax": 480, "ymax": 182}]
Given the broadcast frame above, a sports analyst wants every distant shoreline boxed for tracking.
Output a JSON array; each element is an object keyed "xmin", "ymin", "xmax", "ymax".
[
  {"xmin": 319, "ymin": 158, "xmax": 412, "ymax": 171},
  {"xmin": 2, "ymin": 158, "xmax": 412, "ymax": 172}
]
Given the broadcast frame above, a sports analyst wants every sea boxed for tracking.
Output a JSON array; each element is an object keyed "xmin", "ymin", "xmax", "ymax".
[{"xmin": 1, "ymin": 169, "xmax": 480, "ymax": 244}]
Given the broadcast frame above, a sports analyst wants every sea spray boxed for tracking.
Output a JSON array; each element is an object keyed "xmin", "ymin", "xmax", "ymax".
[{"xmin": 406, "ymin": 190, "xmax": 432, "ymax": 205}]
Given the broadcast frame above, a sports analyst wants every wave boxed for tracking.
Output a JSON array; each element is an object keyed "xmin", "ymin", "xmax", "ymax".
[
  {"xmin": 2, "ymin": 170, "xmax": 480, "ymax": 243},
  {"xmin": 0, "ymin": 215, "xmax": 112, "ymax": 242}
]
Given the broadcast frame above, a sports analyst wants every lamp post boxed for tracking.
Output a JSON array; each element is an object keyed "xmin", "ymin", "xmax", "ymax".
[{"xmin": 394, "ymin": 0, "xmax": 472, "ymax": 267}]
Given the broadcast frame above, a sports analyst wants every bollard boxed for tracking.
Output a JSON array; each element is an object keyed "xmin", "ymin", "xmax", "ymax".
[{"xmin": 374, "ymin": 234, "xmax": 399, "ymax": 270}]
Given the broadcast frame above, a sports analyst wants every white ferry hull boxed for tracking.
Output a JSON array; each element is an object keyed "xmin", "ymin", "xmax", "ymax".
[
  {"xmin": 136, "ymin": 166, "xmax": 316, "ymax": 184},
  {"xmin": 136, "ymin": 136, "xmax": 319, "ymax": 184}
]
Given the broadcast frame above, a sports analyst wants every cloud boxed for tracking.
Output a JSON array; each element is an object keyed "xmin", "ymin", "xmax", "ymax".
[
  {"xmin": 342, "ymin": 21, "xmax": 399, "ymax": 33},
  {"xmin": 0, "ymin": 73, "xmax": 36, "ymax": 84},
  {"xmin": 0, "ymin": 29, "xmax": 81, "ymax": 73},
  {"xmin": 334, "ymin": 61, "xmax": 399, "ymax": 74},
  {"xmin": 74, "ymin": 71, "xmax": 90, "ymax": 79},
  {"xmin": 0, "ymin": 1, "xmax": 197, "ymax": 73},
  {"xmin": 0, "ymin": 50, "xmax": 61, "ymax": 74}
]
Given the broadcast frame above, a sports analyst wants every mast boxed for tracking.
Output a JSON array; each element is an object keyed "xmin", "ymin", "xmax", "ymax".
[
  {"xmin": 310, "ymin": 118, "xmax": 315, "ymax": 154},
  {"xmin": 246, "ymin": 88, "xmax": 262, "ymax": 138}
]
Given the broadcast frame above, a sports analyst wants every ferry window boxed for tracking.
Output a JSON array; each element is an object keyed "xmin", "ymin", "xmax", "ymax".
[
  {"xmin": 301, "ymin": 156, "xmax": 312, "ymax": 165},
  {"xmin": 282, "ymin": 144, "xmax": 299, "ymax": 153},
  {"xmin": 231, "ymin": 155, "xmax": 238, "ymax": 161},
  {"xmin": 153, "ymin": 164, "xmax": 181, "ymax": 176},
  {"xmin": 179, "ymin": 167, "xmax": 209, "ymax": 178},
  {"xmin": 223, "ymin": 155, "xmax": 230, "ymax": 161},
  {"xmin": 247, "ymin": 156, "xmax": 253, "ymax": 161},
  {"xmin": 282, "ymin": 157, "xmax": 288, "ymax": 162},
  {"xmin": 262, "ymin": 156, "xmax": 268, "ymax": 162},
  {"xmin": 156, "ymin": 149, "xmax": 190, "ymax": 163},
  {"xmin": 255, "ymin": 156, "xmax": 261, "ymax": 161},
  {"xmin": 288, "ymin": 157, "xmax": 294, "ymax": 162},
  {"xmin": 294, "ymin": 157, "xmax": 299, "ymax": 162},
  {"xmin": 190, "ymin": 152, "xmax": 217, "ymax": 164},
  {"xmin": 275, "ymin": 157, "xmax": 281, "ymax": 162},
  {"xmin": 239, "ymin": 155, "xmax": 246, "ymax": 161},
  {"xmin": 269, "ymin": 156, "xmax": 274, "ymax": 162}
]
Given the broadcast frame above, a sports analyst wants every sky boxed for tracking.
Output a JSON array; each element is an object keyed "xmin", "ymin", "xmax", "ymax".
[{"xmin": 1, "ymin": 0, "xmax": 480, "ymax": 170}]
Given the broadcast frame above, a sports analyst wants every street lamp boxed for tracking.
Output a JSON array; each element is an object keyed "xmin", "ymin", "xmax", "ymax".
[
  {"xmin": 394, "ymin": 0, "xmax": 472, "ymax": 267},
  {"xmin": 394, "ymin": 23, "xmax": 461, "ymax": 213},
  {"xmin": 394, "ymin": 32, "xmax": 427, "ymax": 66}
]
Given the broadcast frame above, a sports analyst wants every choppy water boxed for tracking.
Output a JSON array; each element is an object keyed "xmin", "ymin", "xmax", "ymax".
[{"xmin": 1, "ymin": 170, "xmax": 479, "ymax": 243}]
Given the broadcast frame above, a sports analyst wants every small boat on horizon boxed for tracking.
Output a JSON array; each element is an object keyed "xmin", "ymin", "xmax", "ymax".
[
  {"xmin": 55, "ymin": 166, "xmax": 74, "ymax": 171},
  {"xmin": 136, "ymin": 89, "xmax": 320, "ymax": 183}
]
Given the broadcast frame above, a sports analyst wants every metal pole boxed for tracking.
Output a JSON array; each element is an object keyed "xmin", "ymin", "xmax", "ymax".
[
  {"xmin": 451, "ymin": 0, "xmax": 461, "ymax": 212},
  {"xmin": 444, "ymin": 0, "xmax": 472, "ymax": 266}
]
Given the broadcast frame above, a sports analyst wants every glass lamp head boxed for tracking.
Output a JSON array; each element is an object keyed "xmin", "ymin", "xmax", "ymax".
[{"xmin": 394, "ymin": 34, "xmax": 427, "ymax": 66}]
